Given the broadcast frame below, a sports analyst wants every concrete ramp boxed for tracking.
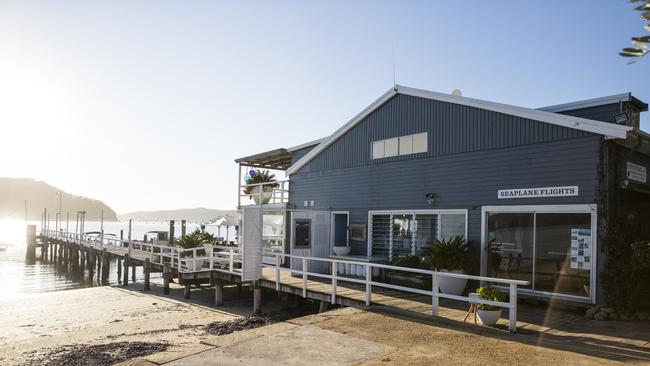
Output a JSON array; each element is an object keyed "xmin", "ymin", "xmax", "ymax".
[{"xmin": 169, "ymin": 324, "xmax": 393, "ymax": 365}]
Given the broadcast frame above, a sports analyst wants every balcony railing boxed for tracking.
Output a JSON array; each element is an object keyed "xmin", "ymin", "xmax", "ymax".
[{"xmin": 238, "ymin": 180, "xmax": 289, "ymax": 208}]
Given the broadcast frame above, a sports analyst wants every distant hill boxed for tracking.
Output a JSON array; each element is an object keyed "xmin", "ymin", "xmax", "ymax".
[
  {"xmin": 118, "ymin": 207, "xmax": 237, "ymax": 224},
  {"xmin": 0, "ymin": 178, "xmax": 117, "ymax": 221}
]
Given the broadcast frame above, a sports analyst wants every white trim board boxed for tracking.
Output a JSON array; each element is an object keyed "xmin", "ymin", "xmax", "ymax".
[{"xmin": 286, "ymin": 85, "xmax": 631, "ymax": 176}]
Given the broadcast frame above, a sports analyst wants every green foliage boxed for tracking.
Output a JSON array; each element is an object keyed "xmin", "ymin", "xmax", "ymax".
[
  {"xmin": 620, "ymin": 0, "xmax": 650, "ymax": 63},
  {"xmin": 243, "ymin": 170, "xmax": 278, "ymax": 196},
  {"xmin": 606, "ymin": 214, "xmax": 650, "ymax": 312},
  {"xmin": 421, "ymin": 236, "xmax": 470, "ymax": 271},
  {"xmin": 175, "ymin": 228, "xmax": 217, "ymax": 249},
  {"xmin": 390, "ymin": 255, "xmax": 424, "ymax": 269},
  {"xmin": 476, "ymin": 287, "xmax": 506, "ymax": 311}
]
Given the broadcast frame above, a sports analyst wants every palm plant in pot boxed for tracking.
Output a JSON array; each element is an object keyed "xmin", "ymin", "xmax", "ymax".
[
  {"xmin": 243, "ymin": 169, "xmax": 279, "ymax": 205},
  {"xmin": 476, "ymin": 286, "xmax": 506, "ymax": 325},
  {"xmin": 422, "ymin": 236, "xmax": 470, "ymax": 295}
]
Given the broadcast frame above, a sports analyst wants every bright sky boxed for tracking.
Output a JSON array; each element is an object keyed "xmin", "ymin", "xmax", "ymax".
[{"xmin": 1, "ymin": 1, "xmax": 648, "ymax": 213}]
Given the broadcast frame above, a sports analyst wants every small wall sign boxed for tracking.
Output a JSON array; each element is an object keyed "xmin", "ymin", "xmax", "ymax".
[
  {"xmin": 498, "ymin": 186, "xmax": 579, "ymax": 199},
  {"xmin": 627, "ymin": 162, "xmax": 647, "ymax": 184}
]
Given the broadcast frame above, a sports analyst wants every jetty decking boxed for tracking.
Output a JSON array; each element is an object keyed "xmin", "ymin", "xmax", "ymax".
[{"xmin": 32, "ymin": 228, "xmax": 528, "ymax": 332}]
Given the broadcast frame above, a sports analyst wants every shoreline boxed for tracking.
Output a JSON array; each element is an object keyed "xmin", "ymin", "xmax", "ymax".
[{"xmin": 0, "ymin": 280, "xmax": 316, "ymax": 366}]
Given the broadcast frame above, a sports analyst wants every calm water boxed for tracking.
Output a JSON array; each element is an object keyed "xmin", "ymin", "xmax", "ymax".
[{"xmin": 0, "ymin": 219, "xmax": 237, "ymax": 300}]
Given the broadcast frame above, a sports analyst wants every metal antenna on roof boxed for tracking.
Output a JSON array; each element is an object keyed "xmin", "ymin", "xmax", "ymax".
[{"xmin": 392, "ymin": 41, "xmax": 396, "ymax": 88}]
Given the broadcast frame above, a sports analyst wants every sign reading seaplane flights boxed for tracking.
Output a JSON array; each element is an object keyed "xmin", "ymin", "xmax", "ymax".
[{"xmin": 497, "ymin": 186, "xmax": 579, "ymax": 199}]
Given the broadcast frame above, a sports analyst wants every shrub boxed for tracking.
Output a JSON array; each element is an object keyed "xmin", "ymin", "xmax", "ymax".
[
  {"xmin": 606, "ymin": 214, "xmax": 650, "ymax": 312},
  {"xmin": 421, "ymin": 236, "xmax": 470, "ymax": 272},
  {"xmin": 175, "ymin": 228, "xmax": 217, "ymax": 249},
  {"xmin": 390, "ymin": 255, "xmax": 423, "ymax": 269},
  {"xmin": 476, "ymin": 287, "xmax": 505, "ymax": 311}
]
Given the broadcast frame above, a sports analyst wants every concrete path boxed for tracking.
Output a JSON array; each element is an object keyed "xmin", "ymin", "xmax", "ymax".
[{"xmin": 168, "ymin": 324, "xmax": 392, "ymax": 366}]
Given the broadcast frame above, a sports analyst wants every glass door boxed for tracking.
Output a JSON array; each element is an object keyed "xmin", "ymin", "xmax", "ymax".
[
  {"xmin": 486, "ymin": 213, "xmax": 534, "ymax": 289},
  {"xmin": 484, "ymin": 207, "xmax": 594, "ymax": 300},
  {"xmin": 534, "ymin": 213, "xmax": 592, "ymax": 297}
]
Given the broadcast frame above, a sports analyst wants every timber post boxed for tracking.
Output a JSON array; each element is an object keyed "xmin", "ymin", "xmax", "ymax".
[
  {"xmin": 253, "ymin": 281, "xmax": 262, "ymax": 314},
  {"xmin": 144, "ymin": 259, "xmax": 151, "ymax": 291},
  {"xmin": 117, "ymin": 258, "xmax": 122, "ymax": 284},
  {"xmin": 122, "ymin": 254, "xmax": 129, "ymax": 286},
  {"xmin": 88, "ymin": 250, "xmax": 95, "ymax": 280},
  {"xmin": 184, "ymin": 283, "xmax": 191, "ymax": 299},
  {"xmin": 163, "ymin": 264, "xmax": 171, "ymax": 295},
  {"xmin": 214, "ymin": 279, "xmax": 224, "ymax": 306},
  {"xmin": 25, "ymin": 225, "xmax": 36, "ymax": 263},
  {"xmin": 131, "ymin": 262, "xmax": 136, "ymax": 282},
  {"xmin": 101, "ymin": 248, "xmax": 109, "ymax": 283}
]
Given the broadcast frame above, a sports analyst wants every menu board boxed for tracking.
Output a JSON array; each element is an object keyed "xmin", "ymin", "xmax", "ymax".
[{"xmin": 570, "ymin": 228, "xmax": 591, "ymax": 270}]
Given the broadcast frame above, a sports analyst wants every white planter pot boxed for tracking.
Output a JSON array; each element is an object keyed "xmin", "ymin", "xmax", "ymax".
[
  {"xmin": 438, "ymin": 269, "xmax": 468, "ymax": 295},
  {"xmin": 477, "ymin": 309, "xmax": 502, "ymax": 325},
  {"xmin": 250, "ymin": 185, "xmax": 274, "ymax": 205},
  {"xmin": 332, "ymin": 246, "xmax": 351, "ymax": 256}
]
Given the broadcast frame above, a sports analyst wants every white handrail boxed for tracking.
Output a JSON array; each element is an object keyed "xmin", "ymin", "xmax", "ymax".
[{"xmin": 260, "ymin": 250, "xmax": 528, "ymax": 332}]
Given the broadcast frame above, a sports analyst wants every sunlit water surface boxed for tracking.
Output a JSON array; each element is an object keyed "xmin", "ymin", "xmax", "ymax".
[{"xmin": 0, "ymin": 219, "xmax": 236, "ymax": 300}]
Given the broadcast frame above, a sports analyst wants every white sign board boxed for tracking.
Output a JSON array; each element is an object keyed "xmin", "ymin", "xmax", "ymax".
[
  {"xmin": 627, "ymin": 162, "xmax": 647, "ymax": 184},
  {"xmin": 498, "ymin": 186, "xmax": 579, "ymax": 199},
  {"xmin": 570, "ymin": 228, "xmax": 591, "ymax": 270},
  {"xmin": 241, "ymin": 206, "xmax": 263, "ymax": 281}
]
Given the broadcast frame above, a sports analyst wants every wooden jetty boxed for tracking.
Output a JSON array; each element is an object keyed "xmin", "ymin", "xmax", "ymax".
[{"xmin": 34, "ymin": 225, "xmax": 528, "ymax": 332}]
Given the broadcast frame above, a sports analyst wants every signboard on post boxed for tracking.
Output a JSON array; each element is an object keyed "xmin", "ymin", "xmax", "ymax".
[
  {"xmin": 627, "ymin": 162, "xmax": 647, "ymax": 184},
  {"xmin": 497, "ymin": 186, "xmax": 579, "ymax": 199}
]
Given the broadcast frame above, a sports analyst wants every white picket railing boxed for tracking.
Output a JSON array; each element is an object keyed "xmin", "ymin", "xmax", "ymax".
[
  {"xmin": 40, "ymin": 230, "xmax": 242, "ymax": 275},
  {"xmin": 260, "ymin": 251, "xmax": 529, "ymax": 332}
]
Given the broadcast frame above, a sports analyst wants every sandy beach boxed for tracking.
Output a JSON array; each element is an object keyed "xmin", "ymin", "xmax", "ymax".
[{"xmin": 0, "ymin": 283, "xmax": 248, "ymax": 365}]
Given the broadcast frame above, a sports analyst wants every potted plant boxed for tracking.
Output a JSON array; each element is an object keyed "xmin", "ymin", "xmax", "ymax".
[
  {"xmin": 476, "ymin": 286, "xmax": 505, "ymax": 325},
  {"xmin": 243, "ymin": 169, "xmax": 279, "ymax": 205},
  {"xmin": 175, "ymin": 229, "xmax": 217, "ymax": 270},
  {"xmin": 422, "ymin": 236, "xmax": 470, "ymax": 295},
  {"xmin": 388, "ymin": 255, "xmax": 429, "ymax": 289}
]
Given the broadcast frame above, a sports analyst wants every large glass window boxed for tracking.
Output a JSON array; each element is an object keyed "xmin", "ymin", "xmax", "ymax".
[
  {"xmin": 485, "ymin": 208, "xmax": 594, "ymax": 299},
  {"xmin": 392, "ymin": 214, "xmax": 414, "ymax": 258},
  {"xmin": 486, "ymin": 213, "xmax": 534, "ymax": 288},
  {"xmin": 369, "ymin": 210, "xmax": 466, "ymax": 260},
  {"xmin": 535, "ymin": 213, "xmax": 591, "ymax": 297}
]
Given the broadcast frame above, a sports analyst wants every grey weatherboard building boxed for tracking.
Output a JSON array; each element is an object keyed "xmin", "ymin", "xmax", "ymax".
[{"xmin": 235, "ymin": 85, "xmax": 649, "ymax": 305}]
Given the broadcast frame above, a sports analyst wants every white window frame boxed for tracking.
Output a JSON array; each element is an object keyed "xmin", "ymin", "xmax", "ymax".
[
  {"xmin": 367, "ymin": 209, "xmax": 468, "ymax": 260},
  {"xmin": 371, "ymin": 132, "xmax": 428, "ymax": 160},
  {"xmin": 480, "ymin": 204, "xmax": 597, "ymax": 304}
]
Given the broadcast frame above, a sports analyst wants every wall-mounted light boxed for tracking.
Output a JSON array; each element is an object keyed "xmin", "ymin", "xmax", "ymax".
[
  {"xmin": 614, "ymin": 112, "xmax": 629, "ymax": 125},
  {"xmin": 425, "ymin": 193, "xmax": 435, "ymax": 205}
]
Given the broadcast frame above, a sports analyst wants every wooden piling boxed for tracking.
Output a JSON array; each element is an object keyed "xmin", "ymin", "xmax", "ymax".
[
  {"xmin": 25, "ymin": 225, "xmax": 36, "ymax": 263},
  {"xmin": 122, "ymin": 254, "xmax": 129, "ymax": 286},
  {"xmin": 163, "ymin": 264, "xmax": 170, "ymax": 295},
  {"xmin": 214, "ymin": 280, "xmax": 224, "ymax": 306},
  {"xmin": 101, "ymin": 249, "xmax": 109, "ymax": 283},
  {"xmin": 131, "ymin": 263, "xmax": 136, "ymax": 282},
  {"xmin": 319, "ymin": 301, "xmax": 330, "ymax": 313},
  {"xmin": 144, "ymin": 259, "xmax": 151, "ymax": 291},
  {"xmin": 117, "ymin": 258, "xmax": 122, "ymax": 284},
  {"xmin": 184, "ymin": 283, "xmax": 191, "ymax": 299},
  {"xmin": 253, "ymin": 281, "xmax": 261, "ymax": 314},
  {"xmin": 88, "ymin": 250, "xmax": 95, "ymax": 280}
]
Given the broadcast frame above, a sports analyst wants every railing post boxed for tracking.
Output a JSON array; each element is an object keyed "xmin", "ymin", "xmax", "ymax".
[
  {"xmin": 331, "ymin": 260, "xmax": 337, "ymax": 305},
  {"xmin": 432, "ymin": 272, "xmax": 439, "ymax": 316},
  {"xmin": 280, "ymin": 181, "xmax": 285, "ymax": 203},
  {"xmin": 365, "ymin": 264, "xmax": 372, "ymax": 306},
  {"xmin": 275, "ymin": 255, "xmax": 281, "ymax": 291},
  {"xmin": 193, "ymin": 248, "xmax": 197, "ymax": 272},
  {"xmin": 302, "ymin": 258, "xmax": 308, "ymax": 298},
  {"xmin": 509, "ymin": 283, "xmax": 517, "ymax": 332},
  {"xmin": 229, "ymin": 248, "xmax": 234, "ymax": 273}
]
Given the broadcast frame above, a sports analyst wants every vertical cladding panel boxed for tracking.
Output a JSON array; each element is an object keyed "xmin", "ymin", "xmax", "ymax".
[
  {"xmin": 290, "ymin": 136, "xmax": 602, "ymax": 256},
  {"xmin": 302, "ymin": 94, "xmax": 596, "ymax": 174}
]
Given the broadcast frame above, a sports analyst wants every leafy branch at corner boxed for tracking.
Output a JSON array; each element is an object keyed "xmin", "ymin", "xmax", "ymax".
[{"xmin": 620, "ymin": 0, "xmax": 650, "ymax": 63}]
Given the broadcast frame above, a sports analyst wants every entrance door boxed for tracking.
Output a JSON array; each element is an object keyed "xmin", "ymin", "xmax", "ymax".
[{"xmin": 331, "ymin": 212, "xmax": 349, "ymax": 248}]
